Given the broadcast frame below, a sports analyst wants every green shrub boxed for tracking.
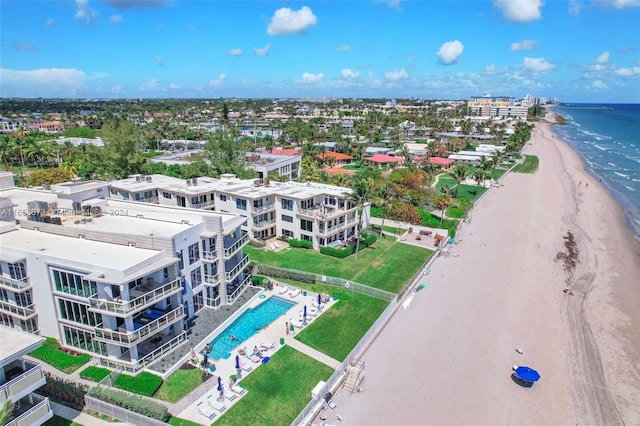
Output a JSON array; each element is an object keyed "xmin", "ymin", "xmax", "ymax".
[
  {"xmin": 288, "ymin": 238, "xmax": 313, "ymax": 249},
  {"xmin": 30, "ymin": 338, "xmax": 91, "ymax": 373},
  {"xmin": 360, "ymin": 232, "xmax": 377, "ymax": 248},
  {"xmin": 90, "ymin": 386, "xmax": 169, "ymax": 422},
  {"xmin": 113, "ymin": 372, "xmax": 163, "ymax": 397},
  {"xmin": 79, "ymin": 366, "xmax": 111, "ymax": 383},
  {"xmin": 39, "ymin": 373, "xmax": 88, "ymax": 411},
  {"xmin": 320, "ymin": 246, "xmax": 354, "ymax": 258},
  {"xmin": 256, "ymin": 265, "xmax": 316, "ymax": 284}
]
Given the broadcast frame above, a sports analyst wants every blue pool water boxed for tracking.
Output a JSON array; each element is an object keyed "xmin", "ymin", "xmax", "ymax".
[{"xmin": 206, "ymin": 296, "xmax": 295, "ymax": 360}]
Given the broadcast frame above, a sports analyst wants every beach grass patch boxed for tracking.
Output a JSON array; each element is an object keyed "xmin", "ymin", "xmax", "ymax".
[
  {"xmin": 513, "ymin": 155, "xmax": 539, "ymax": 173},
  {"xmin": 169, "ymin": 417, "xmax": 202, "ymax": 426},
  {"xmin": 79, "ymin": 366, "xmax": 111, "ymax": 382},
  {"xmin": 292, "ymin": 284, "xmax": 388, "ymax": 361},
  {"xmin": 43, "ymin": 415, "xmax": 82, "ymax": 426},
  {"xmin": 155, "ymin": 367, "xmax": 206, "ymax": 403},
  {"xmin": 113, "ymin": 371, "xmax": 163, "ymax": 397},
  {"xmin": 29, "ymin": 338, "xmax": 91, "ymax": 374},
  {"xmin": 214, "ymin": 346, "xmax": 333, "ymax": 426},
  {"xmin": 419, "ymin": 210, "xmax": 458, "ymax": 237}
]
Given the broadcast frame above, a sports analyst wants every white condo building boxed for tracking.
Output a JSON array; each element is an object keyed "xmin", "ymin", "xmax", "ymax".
[
  {"xmin": 108, "ymin": 174, "xmax": 369, "ymax": 250},
  {"xmin": 0, "ymin": 172, "xmax": 250, "ymax": 374},
  {"xmin": 0, "ymin": 327, "xmax": 54, "ymax": 426}
]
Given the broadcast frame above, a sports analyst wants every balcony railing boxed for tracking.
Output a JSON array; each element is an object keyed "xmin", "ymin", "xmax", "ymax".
[
  {"xmin": 88, "ymin": 278, "xmax": 181, "ymax": 316},
  {"xmin": 225, "ymin": 254, "xmax": 250, "ymax": 281},
  {"xmin": 317, "ymin": 218, "xmax": 357, "ymax": 237},
  {"xmin": 93, "ymin": 306, "xmax": 185, "ymax": 346},
  {"xmin": 0, "ymin": 300, "xmax": 37, "ymax": 319},
  {"xmin": 251, "ymin": 219, "xmax": 276, "ymax": 230},
  {"xmin": 201, "ymin": 250, "xmax": 217, "ymax": 262},
  {"xmin": 191, "ymin": 199, "xmax": 215, "ymax": 209},
  {"xmin": 251, "ymin": 203, "xmax": 275, "ymax": 214},
  {"xmin": 299, "ymin": 204, "xmax": 355, "ymax": 220},
  {"xmin": 0, "ymin": 362, "xmax": 45, "ymax": 404},
  {"xmin": 203, "ymin": 274, "xmax": 219, "ymax": 285},
  {"xmin": 226, "ymin": 275, "xmax": 251, "ymax": 304},
  {"xmin": 224, "ymin": 233, "xmax": 248, "ymax": 259},
  {"xmin": 5, "ymin": 395, "xmax": 52, "ymax": 426},
  {"xmin": 0, "ymin": 276, "xmax": 31, "ymax": 292},
  {"xmin": 206, "ymin": 297, "xmax": 222, "ymax": 308}
]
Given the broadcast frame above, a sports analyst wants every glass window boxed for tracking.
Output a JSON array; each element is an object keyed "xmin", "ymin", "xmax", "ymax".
[
  {"xmin": 162, "ymin": 192, "xmax": 172, "ymax": 199},
  {"xmin": 281, "ymin": 199, "xmax": 293, "ymax": 211},
  {"xmin": 220, "ymin": 194, "xmax": 227, "ymax": 201},
  {"xmin": 188, "ymin": 243, "xmax": 200, "ymax": 264},
  {"xmin": 300, "ymin": 219, "xmax": 313, "ymax": 232},
  {"xmin": 236, "ymin": 198, "xmax": 247, "ymax": 210},
  {"xmin": 190, "ymin": 267, "xmax": 202, "ymax": 288},
  {"xmin": 282, "ymin": 215, "xmax": 293, "ymax": 223}
]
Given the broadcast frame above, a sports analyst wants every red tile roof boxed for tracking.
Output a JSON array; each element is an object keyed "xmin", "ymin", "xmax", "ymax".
[
  {"xmin": 428, "ymin": 157, "xmax": 455, "ymax": 166},
  {"xmin": 364, "ymin": 154, "xmax": 404, "ymax": 164},
  {"xmin": 318, "ymin": 152, "xmax": 353, "ymax": 161},
  {"xmin": 270, "ymin": 148, "xmax": 300, "ymax": 155}
]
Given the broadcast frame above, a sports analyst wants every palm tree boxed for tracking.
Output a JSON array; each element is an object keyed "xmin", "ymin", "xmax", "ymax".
[
  {"xmin": 434, "ymin": 194, "xmax": 451, "ymax": 225},
  {"xmin": 399, "ymin": 145, "xmax": 414, "ymax": 167},
  {"xmin": 421, "ymin": 162, "xmax": 439, "ymax": 187},
  {"xmin": 60, "ymin": 160, "xmax": 78, "ymax": 182},
  {"xmin": 0, "ymin": 400, "xmax": 14, "ymax": 425},
  {"xmin": 350, "ymin": 177, "xmax": 373, "ymax": 259},
  {"xmin": 473, "ymin": 168, "xmax": 486, "ymax": 187},
  {"xmin": 450, "ymin": 163, "xmax": 469, "ymax": 198},
  {"xmin": 373, "ymin": 182, "xmax": 392, "ymax": 237}
]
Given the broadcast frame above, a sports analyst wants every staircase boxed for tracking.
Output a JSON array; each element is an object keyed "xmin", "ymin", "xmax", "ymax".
[{"xmin": 343, "ymin": 360, "xmax": 365, "ymax": 393}]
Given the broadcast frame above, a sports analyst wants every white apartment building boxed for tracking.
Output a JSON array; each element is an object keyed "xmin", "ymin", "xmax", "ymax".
[
  {"xmin": 108, "ymin": 174, "xmax": 370, "ymax": 250},
  {"xmin": 0, "ymin": 327, "xmax": 54, "ymax": 426},
  {"xmin": 0, "ymin": 172, "xmax": 250, "ymax": 375}
]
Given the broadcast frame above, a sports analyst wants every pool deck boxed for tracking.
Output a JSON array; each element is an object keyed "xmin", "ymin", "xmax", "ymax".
[{"xmin": 173, "ymin": 285, "xmax": 340, "ymax": 424}]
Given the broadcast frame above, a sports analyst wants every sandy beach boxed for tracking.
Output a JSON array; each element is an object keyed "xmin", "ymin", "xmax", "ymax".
[{"xmin": 329, "ymin": 120, "xmax": 640, "ymax": 425}]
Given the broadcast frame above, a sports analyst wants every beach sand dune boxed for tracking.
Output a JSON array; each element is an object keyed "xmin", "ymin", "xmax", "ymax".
[{"xmin": 329, "ymin": 122, "xmax": 640, "ymax": 425}]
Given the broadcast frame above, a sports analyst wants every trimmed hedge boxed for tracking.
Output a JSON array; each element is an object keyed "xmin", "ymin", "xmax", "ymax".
[
  {"xmin": 320, "ymin": 246, "xmax": 354, "ymax": 258},
  {"xmin": 257, "ymin": 265, "xmax": 316, "ymax": 284},
  {"xmin": 39, "ymin": 373, "xmax": 88, "ymax": 411},
  {"xmin": 288, "ymin": 238, "xmax": 313, "ymax": 249},
  {"xmin": 79, "ymin": 366, "xmax": 111, "ymax": 383},
  {"xmin": 90, "ymin": 386, "xmax": 169, "ymax": 422},
  {"xmin": 113, "ymin": 372, "xmax": 163, "ymax": 397}
]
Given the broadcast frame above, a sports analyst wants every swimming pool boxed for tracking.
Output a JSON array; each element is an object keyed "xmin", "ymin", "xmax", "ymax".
[{"xmin": 206, "ymin": 296, "xmax": 295, "ymax": 360}]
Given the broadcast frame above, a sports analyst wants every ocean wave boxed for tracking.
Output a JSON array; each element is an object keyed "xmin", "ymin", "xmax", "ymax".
[
  {"xmin": 614, "ymin": 171, "xmax": 629, "ymax": 178},
  {"xmin": 607, "ymin": 162, "xmax": 616, "ymax": 167},
  {"xmin": 624, "ymin": 186, "xmax": 636, "ymax": 192},
  {"xmin": 593, "ymin": 144, "xmax": 609, "ymax": 151}
]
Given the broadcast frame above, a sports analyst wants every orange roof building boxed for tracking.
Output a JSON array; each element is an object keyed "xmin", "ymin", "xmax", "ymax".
[
  {"xmin": 317, "ymin": 152, "xmax": 354, "ymax": 166},
  {"xmin": 363, "ymin": 154, "xmax": 404, "ymax": 167}
]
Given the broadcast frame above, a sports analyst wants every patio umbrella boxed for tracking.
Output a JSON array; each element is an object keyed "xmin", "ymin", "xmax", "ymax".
[
  {"xmin": 303, "ymin": 305, "xmax": 307, "ymax": 319},
  {"xmin": 217, "ymin": 376, "xmax": 223, "ymax": 392},
  {"xmin": 235, "ymin": 354, "xmax": 240, "ymax": 370},
  {"xmin": 317, "ymin": 293, "xmax": 322, "ymax": 307},
  {"xmin": 515, "ymin": 366, "xmax": 541, "ymax": 382}
]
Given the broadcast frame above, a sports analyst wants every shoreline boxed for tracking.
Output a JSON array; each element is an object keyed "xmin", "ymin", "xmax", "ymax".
[{"xmin": 330, "ymin": 119, "xmax": 640, "ymax": 424}]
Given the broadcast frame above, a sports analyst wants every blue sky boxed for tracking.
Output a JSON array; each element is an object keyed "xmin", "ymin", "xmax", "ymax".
[{"xmin": 1, "ymin": 0, "xmax": 639, "ymax": 102}]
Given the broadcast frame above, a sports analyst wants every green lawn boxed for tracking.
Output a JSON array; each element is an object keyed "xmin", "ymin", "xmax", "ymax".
[
  {"xmin": 169, "ymin": 416, "xmax": 202, "ymax": 426},
  {"xmin": 215, "ymin": 346, "xmax": 333, "ymax": 426},
  {"xmin": 113, "ymin": 371, "xmax": 163, "ymax": 397},
  {"xmin": 513, "ymin": 155, "xmax": 539, "ymax": 173},
  {"xmin": 292, "ymin": 285, "xmax": 388, "ymax": 361},
  {"xmin": 369, "ymin": 224, "xmax": 404, "ymax": 235},
  {"xmin": 245, "ymin": 237, "xmax": 431, "ymax": 294},
  {"xmin": 419, "ymin": 211, "xmax": 458, "ymax": 237},
  {"xmin": 79, "ymin": 366, "xmax": 111, "ymax": 383},
  {"xmin": 155, "ymin": 366, "xmax": 208, "ymax": 403},
  {"xmin": 43, "ymin": 416, "xmax": 82, "ymax": 426},
  {"xmin": 29, "ymin": 338, "xmax": 91, "ymax": 374}
]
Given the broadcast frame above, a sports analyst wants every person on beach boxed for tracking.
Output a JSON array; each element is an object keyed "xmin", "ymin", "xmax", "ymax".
[{"xmin": 285, "ymin": 321, "xmax": 289, "ymax": 335}]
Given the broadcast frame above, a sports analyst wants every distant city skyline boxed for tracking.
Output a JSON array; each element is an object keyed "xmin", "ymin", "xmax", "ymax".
[{"xmin": 1, "ymin": 0, "xmax": 639, "ymax": 102}]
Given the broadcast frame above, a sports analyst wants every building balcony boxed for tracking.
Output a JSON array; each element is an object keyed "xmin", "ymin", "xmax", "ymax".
[
  {"xmin": 0, "ymin": 276, "xmax": 31, "ymax": 293},
  {"xmin": 251, "ymin": 219, "xmax": 276, "ymax": 230},
  {"xmin": 224, "ymin": 233, "xmax": 248, "ymax": 259},
  {"xmin": 206, "ymin": 297, "xmax": 222, "ymax": 308},
  {"xmin": 191, "ymin": 199, "xmax": 215, "ymax": 209},
  {"xmin": 201, "ymin": 250, "xmax": 217, "ymax": 262},
  {"xmin": 251, "ymin": 203, "xmax": 275, "ymax": 214},
  {"xmin": 225, "ymin": 254, "xmax": 250, "ymax": 282},
  {"xmin": 93, "ymin": 305, "xmax": 185, "ymax": 347},
  {"xmin": 0, "ymin": 301, "xmax": 37, "ymax": 320},
  {"xmin": 203, "ymin": 274, "xmax": 219, "ymax": 285},
  {"xmin": 5, "ymin": 394, "xmax": 53, "ymax": 426},
  {"xmin": 88, "ymin": 278, "xmax": 181, "ymax": 316},
  {"xmin": 299, "ymin": 204, "xmax": 353, "ymax": 220},
  {"xmin": 317, "ymin": 218, "xmax": 357, "ymax": 238},
  {"xmin": 226, "ymin": 275, "xmax": 251, "ymax": 304},
  {"xmin": 0, "ymin": 361, "xmax": 46, "ymax": 405}
]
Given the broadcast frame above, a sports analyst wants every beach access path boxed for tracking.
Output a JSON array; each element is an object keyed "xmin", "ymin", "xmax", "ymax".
[{"xmin": 329, "ymin": 121, "xmax": 640, "ymax": 425}]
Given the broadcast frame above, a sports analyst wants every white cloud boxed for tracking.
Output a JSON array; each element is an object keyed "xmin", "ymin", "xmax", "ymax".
[
  {"xmin": 523, "ymin": 57, "xmax": 555, "ymax": 72},
  {"xmin": 615, "ymin": 67, "xmax": 640, "ymax": 76},
  {"xmin": 595, "ymin": 51, "xmax": 610, "ymax": 64},
  {"xmin": 13, "ymin": 44, "xmax": 38, "ymax": 52},
  {"xmin": 169, "ymin": 83, "xmax": 181, "ymax": 90},
  {"xmin": 384, "ymin": 69, "xmax": 409, "ymax": 81},
  {"xmin": 341, "ymin": 69, "xmax": 360, "ymax": 78},
  {"xmin": 111, "ymin": 84, "xmax": 122, "ymax": 93},
  {"xmin": 188, "ymin": 25, "xmax": 197, "ymax": 32},
  {"xmin": 253, "ymin": 44, "xmax": 271, "ymax": 57},
  {"xmin": 482, "ymin": 64, "xmax": 496, "ymax": 74},
  {"xmin": 568, "ymin": 0, "xmax": 582, "ymax": 15},
  {"xmin": 99, "ymin": 0, "xmax": 171, "ymax": 9},
  {"xmin": 44, "ymin": 18, "xmax": 55, "ymax": 27},
  {"xmin": 336, "ymin": 44, "xmax": 351, "ymax": 52},
  {"xmin": 437, "ymin": 40, "xmax": 464, "ymax": 65},
  {"xmin": 590, "ymin": 80, "xmax": 608, "ymax": 89},
  {"xmin": 493, "ymin": 0, "xmax": 543, "ymax": 23},
  {"xmin": 267, "ymin": 6, "xmax": 318, "ymax": 36},
  {"xmin": 155, "ymin": 55, "xmax": 164, "ymax": 66},
  {"xmin": 510, "ymin": 39, "xmax": 539, "ymax": 51},
  {"xmin": 139, "ymin": 78, "xmax": 160, "ymax": 91},
  {"xmin": 299, "ymin": 72, "xmax": 324, "ymax": 84},
  {"xmin": 0, "ymin": 67, "xmax": 87, "ymax": 97},
  {"xmin": 377, "ymin": 0, "xmax": 401, "ymax": 8},
  {"xmin": 108, "ymin": 14, "xmax": 123, "ymax": 24},
  {"xmin": 228, "ymin": 48, "xmax": 243, "ymax": 56},
  {"xmin": 209, "ymin": 74, "xmax": 226, "ymax": 87},
  {"xmin": 597, "ymin": 0, "xmax": 640, "ymax": 8},
  {"xmin": 74, "ymin": 0, "xmax": 98, "ymax": 26}
]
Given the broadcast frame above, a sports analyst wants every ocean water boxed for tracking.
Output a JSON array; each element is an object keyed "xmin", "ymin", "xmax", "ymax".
[{"xmin": 551, "ymin": 103, "xmax": 640, "ymax": 241}]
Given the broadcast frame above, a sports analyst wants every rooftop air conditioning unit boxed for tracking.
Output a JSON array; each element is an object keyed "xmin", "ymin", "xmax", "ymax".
[
  {"xmin": 192, "ymin": 178, "xmax": 198, "ymax": 185},
  {"xmin": 146, "ymin": 176, "xmax": 152, "ymax": 182},
  {"xmin": 135, "ymin": 176, "xmax": 142, "ymax": 182},
  {"xmin": 186, "ymin": 180, "xmax": 192, "ymax": 186}
]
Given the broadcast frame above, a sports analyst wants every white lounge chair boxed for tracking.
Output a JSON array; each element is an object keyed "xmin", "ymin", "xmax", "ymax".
[
  {"xmin": 224, "ymin": 389, "xmax": 238, "ymax": 401},
  {"xmin": 207, "ymin": 394, "xmax": 226, "ymax": 413},
  {"xmin": 239, "ymin": 360, "xmax": 253, "ymax": 372},
  {"xmin": 278, "ymin": 285, "xmax": 289, "ymax": 295},
  {"xmin": 197, "ymin": 401, "xmax": 216, "ymax": 420},
  {"xmin": 246, "ymin": 353, "xmax": 261, "ymax": 363},
  {"xmin": 231, "ymin": 384, "xmax": 247, "ymax": 395},
  {"xmin": 261, "ymin": 341, "xmax": 275, "ymax": 351},
  {"xmin": 289, "ymin": 288, "xmax": 301, "ymax": 298},
  {"xmin": 293, "ymin": 317, "xmax": 305, "ymax": 328}
]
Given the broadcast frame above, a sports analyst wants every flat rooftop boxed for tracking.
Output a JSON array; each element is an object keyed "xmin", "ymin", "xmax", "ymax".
[{"xmin": 0, "ymin": 326, "xmax": 45, "ymax": 364}]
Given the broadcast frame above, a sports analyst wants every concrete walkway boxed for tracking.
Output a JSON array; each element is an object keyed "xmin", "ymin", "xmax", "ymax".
[{"xmin": 284, "ymin": 333, "xmax": 341, "ymax": 369}]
